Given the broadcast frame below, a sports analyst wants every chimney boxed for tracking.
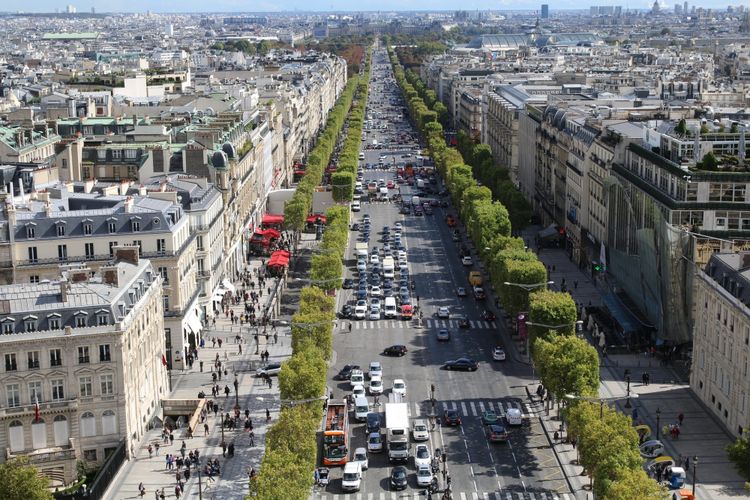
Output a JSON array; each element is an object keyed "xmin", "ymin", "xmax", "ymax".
[
  {"xmin": 114, "ymin": 245, "xmax": 139, "ymax": 265},
  {"xmin": 59, "ymin": 278, "xmax": 69, "ymax": 302},
  {"xmin": 83, "ymin": 178, "xmax": 95, "ymax": 193},
  {"xmin": 119, "ymin": 180, "xmax": 129, "ymax": 195},
  {"xmin": 138, "ymin": 184, "xmax": 147, "ymax": 196},
  {"xmin": 124, "ymin": 195, "xmax": 134, "ymax": 213},
  {"xmin": 69, "ymin": 268, "xmax": 90, "ymax": 283},
  {"xmin": 101, "ymin": 266, "xmax": 119, "ymax": 286},
  {"xmin": 44, "ymin": 201, "xmax": 52, "ymax": 217},
  {"xmin": 64, "ymin": 325, "xmax": 73, "ymax": 336},
  {"xmin": 132, "ymin": 114, "xmax": 138, "ymax": 129}
]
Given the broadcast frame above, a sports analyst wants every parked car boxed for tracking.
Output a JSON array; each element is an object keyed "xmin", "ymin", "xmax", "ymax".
[
  {"xmin": 383, "ymin": 345, "xmax": 408, "ymax": 356},
  {"xmin": 334, "ymin": 364, "xmax": 360, "ymax": 381},
  {"xmin": 255, "ymin": 363, "xmax": 281, "ymax": 377},
  {"xmin": 493, "ymin": 346, "xmax": 506, "ymax": 361}
]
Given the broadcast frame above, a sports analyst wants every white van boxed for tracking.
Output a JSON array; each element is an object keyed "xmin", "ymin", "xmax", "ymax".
[
  {"xmin": 354, "ymin": 396, "xmax": 370, "ymax": 422},
  {"xmin": 384, "ymin": 297, "xmax": 397, "ymax": 318},
  {"xmin": 351, "ymin": 200, "xmax": 361, "ymax": 212},
  {"xmin": 350, "ymin": 369, "xmax": 365, "ymax": 389},
  {"xmin": 341, "ymin": 461, "xmax": 362, "ymax": 492},
  {"xmin": 506, "ymin": 407, "xmax": 523, "ymax": 426}
]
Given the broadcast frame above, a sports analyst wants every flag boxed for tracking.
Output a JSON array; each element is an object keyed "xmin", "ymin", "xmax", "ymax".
[
  {"xmin": 34, "ymin": 394, "xmax": 40, "ymax": 423},
  {"xmin": 161, "ymin": 354, "xmax": 168, "ymax": 367}
]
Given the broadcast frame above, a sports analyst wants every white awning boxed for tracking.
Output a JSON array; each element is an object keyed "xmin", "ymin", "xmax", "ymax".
[
  {"xmin": 186, "ymin": 313, "xmax": 202, "ymax": 335},
  {"xmin": 221, "ymin": 279, "xmax": 237, "ymax": 294},
  {"xmin": 211, "ymin": 290, "xmax": 225, "ymax": 302}
]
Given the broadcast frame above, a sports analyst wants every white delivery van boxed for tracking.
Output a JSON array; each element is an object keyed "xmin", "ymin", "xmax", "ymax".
[
  {"xmin": 384, "ymin": 297, "xmax": 397, "ymax": 318},
  {"xmin": 506, "ymin": 407, "xmax": 523, "ymax": 426},
  {"xmin": 341, "ymin": 462, "xmax": 362, "ymax": 492},
  {"xmin": 350, "ymin": 369, "xmax": 365, "ymax": 389},
  {"xmin": 382, "ymin": 257, "xmax": 395, "ymax": 279},
  {"xmin": 411, "ymin": 196, "xmax": 420, "ymax": 207},
  {"xmin": 354, "ymin": 396, "xmax": 370, "ymax": 422}
]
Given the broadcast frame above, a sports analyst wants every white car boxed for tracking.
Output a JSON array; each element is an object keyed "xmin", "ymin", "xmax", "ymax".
[
  {"xmin": 394, "ymin": 222, "xmax": 402, "ymax": 230},
  {"xmin": 368, "ymin": 376, "xmax": 384, "ymax": 395},
  {"xmin": 369, "ymin": 308, "xmax": 381, "ymax": 320},
  {"xmin": 416, "ymin": 465, "xmax": 433, "ymax": 487},
  {"xmin": 354, "ymin": 300, "xmax": 368, "ymax": 319},
  {"xmin": 370, "ymin": 298, "xmax": 381, "ymax": 309},
  {"xmin": 370, "ymin": 286, "xmax": 383, "ymax": 297},
  {"xmin": 357, "ymin": 261, "xmax": 367, "ymax": 273},
  {"xmin": 398, "ymin": 250, "xmax": 407, "ymax": 260},
  {"xmin": 392, "ymin": 379, "xmax": 407, "ymax": 397},
  {"xmin": 352, "ymin": 384, "xmax": 366, "ymax": 399},
  {"xmin": 367, "ymin": 432, "xmax": 384, "ymax": 452},
  {"xmin": 369, "ymin": 361, "xmax": 383, "ymax": 379},
  {"xmin": 437, "ymin": 307, "xmax": 450, "ymax": 319},
  {"xmin": 353, "ymin": 447, "xmax": 369, "ymax": 471},
  {"xmin": 493, "ymin": 346, "xmax": 506, "ymax": 361},
  {"xmin": 461, "ymin": 255, "xmax": 473, "ymax": 266},
  {"xmin": 351, "ymin": 201, "xmax": 361, "ymax": 212},
  {"xmin": 370, "ymin": 254, "xmax": 380, "ymax": 264},
  {"xmin": 412, "ymin": 419, "xmax": 429, "ymax": 441},
  {"xmin": 414, "ymin": 444, "xmax": 431, "ymax": 469}
]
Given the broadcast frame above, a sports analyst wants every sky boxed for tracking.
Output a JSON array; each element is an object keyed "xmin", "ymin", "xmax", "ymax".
[{"xmin": 1, "ymin": 1, "xmax": 712, "ymax": 13}]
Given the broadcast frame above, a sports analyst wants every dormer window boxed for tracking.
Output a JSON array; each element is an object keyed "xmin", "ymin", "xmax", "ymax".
[
  {"xmin": 55, "ymin": 221, "xmax": 66, "ymax": 237},
  {"xmin": 83, "ymin": 219, "xmax": 93, "ymax": 235},
  {"xmin": 153, "ymin": 218, "xmax": 160, "ymax": 226},
  {"xmin": 47, "ymin": 313, "xmax": 61, "ymax": 330},
  {"xmin": 2, "ymin": 318, "xmax": 14, "ymax": 334},
  {"xmin": 74, "ymin": 311, "xmax": 88, "ymax": 327},
  {"xmin": 25, "ymin": 223, "xmax": 36, "ymax": 239},
  {"xmin": 23, "ymin": 315, "xmax": 38, "ymax": 332},
  {"xmin": 131, "ymin": 217, "xmax": 141, "ymax": 232},
  {"xmin": 107, "ymin": 217, "xmax": 117, "ymax": 234},
  {"xmin": 97, "ymin": 313, "xmax": 109, "ymax": 326}
]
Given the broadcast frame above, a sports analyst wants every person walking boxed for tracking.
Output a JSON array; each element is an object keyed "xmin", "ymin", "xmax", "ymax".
[
  {"xmin": 174, "ymin": 484, "xmax": 181, "ymax": 499},
  {"xmin": 678, "ymin": 412, "xmax": 684, "ymax": 426},
  {"xmin": 249, "ymin": 430, "xmax": 255, "ymax": 446},
  {"xmin": 204, "ymin": 423, "xmax": 209, "ymax": 436}
]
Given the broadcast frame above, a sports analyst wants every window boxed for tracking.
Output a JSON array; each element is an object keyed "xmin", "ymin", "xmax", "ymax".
[
  {"xmin": 157, "ymin": 239, "xmax": 166, "ymax": 255},
  {"xmin": 80, "ymin": 412, "xmax": 95, "ymax": 437},
  {"xmin": 162, "ymin": 295, "xmax": 169, "ymax": 312},
  {"xmin": 108, "ymin": 221, "xmax": 116, "ymax": 233},
  {"xmin": 158, "ymin": 267, "xmax": 168, "ymax": 284},
  {"xmin": 99, "ymin": 344, "xmax": 111, "ymax": 362},
  {"xmin": 29, "ymin": 381, "xmax": 42, "ymax": 403},
  {"xmin": 131, "ymin": 221, "xmax": 140, "ymax": 232},
  {"xmin": 196, "ymin": 235, "xmax": 204, "ymax": 251},
  {"xmin": 153, "ymin": 218, "xmax": 160, "ymax": 226},
  {"xmin": 56, "ymin": 224, "xmax": 65, "ymax": 237},
  {"xmin": 24, "ymin": 317, "xmax": 37, "ymax": 332},
  {"xmin": 83, "ymin": 449, "xmax": 97, "ymax": 461},
  {"xmin": 83, "ymin": 223, "xmax": 93, "ymax": 235},
  {"xmin": 8, "ymin": 420, "xmax": 24, "ymax": 452},
  {"xmin": 76, "ymin": 315, "xmax": 86, "ymax": 327},
  {"xmin": 57, "ymin": 244, "xmax": 68, "ymax": 262},
  {"xmin": 79, "ymin": 376, "xmax": 93, "ymax": 397},
  {"xmin": 78, "ymin": 346, "xmax": 90, "ymax": 364},
  {"xmin": 2, "ymin": 321, "xmax": 12, "ymax": 334},
  {"xmin": 100, "ymin": 374, "xmax": 114, "ymax": 396},
  {"xmin": 50, "ymin": 349, "xmax": 62, "ymax": 367},
  {"xmin": 29, "ymin": 275, "xmax": 39, "ymax": 284},
  {"xmin": 26, "ymin": 225, "xmax": 35, "ymax": 238},
  {"xmin": 133, "ymin": 240, "xmax": 142, "ymax": 257},
  {"xmin": 97, "ymin": 314, "xmax": 108, "ymax": 326},
  {"xmin": 5, "ymin": 353, "xmax": 17, "ymax": 371},
  {"xmin": 49, "ymin": 316, "xmax": 60, "ymax": 330},
  {"xmin": 51, "ymin": 379, "xmax": 65, "ymax": 401},
  {"xmin": 27, "ymin": 351, "xmax": 39, "ymax": 370},
  {"xmin": 6, "ymin": 384, "xmax": 20, "ymax": 407},
  {"xmin": 102, "ymin": 410, "xmax": 117, "ymax": 435},
  {"xmin": 85, "ymin": 243, "xmax": 95, "ymax": 259},
  {"xmin": 125, "ymin": 149, "xmax": 137, "ymax": 159},
  {"xmin": 27, "ymin": 246, "xmax": 37, "ymax": 263},
  {"xmin": 109, "ymin": 241, "xmax": 118, "ymax": 257}
]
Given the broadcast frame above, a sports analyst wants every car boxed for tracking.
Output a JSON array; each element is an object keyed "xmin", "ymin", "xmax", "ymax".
[
  {"xmin": 482, "ymin": 310, "xmax": 496, "ymax": 321},
  {"xmin": 370, "ymin": 298, "xmax": 381, "ymax": 309},
  {"xmin": 370, "ymin": 254, "xmax": 380, "ymax": 264},
  {"xmin": 354, "ymin": 301, "xmax": 368, "ymax": 319},
  {"xmin": 368, "ymin": 376, "xmax": 384, "ymax": 395},
  {"xmin": 255, "ymin": 362, "xmax": 281, "ymax": 377},
  {"xmin": 473, "ymin": 286, "xmax": 486, "ymax": 300},
  {"xmin": 416, "ymin": 465, "xmax": 433, "ymax": 487},
  {"xmin": 486, "ymin": 424, "xmax": 509, "ymax": 443},
  {"xmin": 382, "ymin": 234, "xmax": 390, "ymax": 243},
  {"xmin": 392, "ymin": 379, "xmax": 407, "ymax": 397},
  {"xmin": 366, "ymin": 413, "xmax": 382, "ymax": 434},
  {"xmin": 412, "ymin": 419, "xmax": 429, "ymax": 441},
  {"xmin": 339, "ymin": 304, "xmax": 353, "ymax": 319},
  {"xmin": 437, "ymin": 307, "xmax": 450, "ymax": 319},
  {"xmin": 369, "ymin": 361, "xmax": 383, "ymax": 379},
  {"xmin": 368, "ymin": 432, "xmax": 384, "ymax": 453},
  {"xmin": 334, "ymin": 364, "xmax": 360, "ymax": 381},
  {"xmin": 358, "ymin": 280, "xmax": 369, "ymax": 291},
  {"xmin": 369, "ymin": 308, "xmax": 381, "ymax": 320},
  {"xmin": 443, "ymin": 409, "xmax": 462, "ymax": 426},
  {"xmin": 353, "ymin": 447, "xmax": 369, "ymax": 471},
  {"xmin": 370, "ymin": 285, "xmax": 384, "ymax": 298},
  {"xmin": 429, "ymin": 199, "xmax": 440, "ymax": 207},
  {"xmin": 352, "ymin": 384, "xmax": 366, "ymax": 398},
  {"xmin": 350, "ymin": 223, "xmax": 360, "ymax": 231},
  {"xmin": 443, "ymin": 358, "xmax": 479, "ymax": 371},
  {"xmin": 414, "ymin": 444, "xmax": 431, "ymax": 469},
  {"xmin": 357, "ymin": 261, "xmax": 367, "ymax": 273},
  {"xmin": 382, "ymin": 226, "xmax": 390, "ymax": 234},
  {"xmin": 455, "ymin": 315, "xmax": 470, "ymax": 329},
  {"xmin": 493, "ymin": 346, "xmax": 506, "ymax": 361},
  {"xmin": 383, "ymin": 345, "xmax": 408, "ymax": 356},
  {"xmin": 456, "ymin": 287, "xmax": 467, "ymax": 297},
  {"xmin": 436, "ymin": 329, "xmax": 451, "ymax": 342},
  {"xmin": 356, "ymin": 289, "xmax": 368, "ymax": 301},
  {"xmin": 390, "ymin": 466, "xmax": 408, "ymax": 490},
  {"xmin": 462, "ymin": 256, "xmax": 473, "ymax": 266},
  {"xmin": 482, "ymin": 410, "xmax": 499, "ymax": 425},
  {"xmin": 342, "ymin": 278, "xmax": 354, "ymax": 289},
  {"xmin": 400, "ymin": 294, "xmax": 411, "ymax": 305}
]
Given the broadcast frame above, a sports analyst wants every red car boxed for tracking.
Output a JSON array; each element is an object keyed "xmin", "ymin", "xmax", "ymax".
[{"xmin": 443, "ymin": 409, "xmax": 462, "ymax": 426}]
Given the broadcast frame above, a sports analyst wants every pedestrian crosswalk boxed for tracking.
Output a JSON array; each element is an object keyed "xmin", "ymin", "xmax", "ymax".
[
  {"xmin": 313, "ymin": 491, "xmax": 573, "ymax": 500},
  {"xmin": 379, "ymin": 399, "xmax": 528, "ymax": 419},
  {"xmin": 349, "ymin": 319, "xmax": 497, "ymax": 330}
]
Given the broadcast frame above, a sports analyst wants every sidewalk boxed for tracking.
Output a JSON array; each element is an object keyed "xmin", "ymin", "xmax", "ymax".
[
  {"xmin": 105, "ymin": 233, "xmax": 317, "ymax": 500},
  {"xmin": 519, "ymin": 234, "xmax": 747, "ymax": 499}
]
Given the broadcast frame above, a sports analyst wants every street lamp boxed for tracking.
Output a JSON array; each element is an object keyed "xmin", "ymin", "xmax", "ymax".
[
  {"xmin": 692, "ymin": 456, "xmax": 698, "ymax": 494},
  {"xmin": 525, "ymin": 320, "xmax": 584, "ymax": 355},
  {"xmin": 656, "ymin": 407, "xmax": 662, "ymax": 440},
  {"xmin": 624, "ymin": 373, "xmax": 632, "ymax": 409},
  {"xmin": 196, "ymin": 457, "xmax": 203, "ymax": 500}
]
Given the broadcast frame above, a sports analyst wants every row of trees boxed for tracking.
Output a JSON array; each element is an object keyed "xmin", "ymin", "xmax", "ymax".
[
  {"xmin": 388, "ymin": 46, "xmax": 664, "ymax": 499},
  {"xmin": 249, "ymin": 53, "xmax": 372, "ymax": 500},
  {"xmin": 332, "ymin": 76, "xmax": 370, "ymax": 203}
]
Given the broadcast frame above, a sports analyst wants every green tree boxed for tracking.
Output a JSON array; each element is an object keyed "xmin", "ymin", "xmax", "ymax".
[
  {"xmin": 731, "ymin": 122, "xmax": 740, "ymax": 133},
  {"xmin": 533, "ymin": 335, "xmax": 599, "ymax": 400},
  {"xmin": 528, "ymin": 289, "xmax": 578, "ymax": 344},
  {"xmin": 299, "ymin": 287, "xmax": 335, "ymax": 315},
  {"xmin": 606, "ymin": 468, "xmax": 667, "ymax": 500},
  {"xmin": 248, "ymin": 447, "xmax": 312, "ymax": 499},
  {"xmin": 284, "ymin": 198, "xmax": 309, "ymax": 233},
  {"xmin": 290, "ymin": 312, "xmax": 333, "ymax": 357},
  {"xmin": 0, "ymin": 457, "xmax": 54, "ymax": 500},
  {"xmin": 265, "ymin": 405, "xmax": 319, "ymax": 459},
  {"xmin": 700, "ymin": 151, "xmax": 719, "ymax": 170},
  {"xmin": 674, "ymin": 118, "xmax": 687, "ymax": 137},
  {"xmin": 279, "ymin": 341, "xmax": 327, "ymax": 401},
  {"xmin": 500, "ymin": 259, "xmax": 548, "ymax": 314},
  {"xmin": 727, "ymin": 430, "xmax": 750, "ymax": 480},
  {"xmin": 331, "ymin": 171, "xmax": 354, "ymax": 202},
  {"xmin": 310, "ymin": 253, "xmax": 343, "ymax": 289}
]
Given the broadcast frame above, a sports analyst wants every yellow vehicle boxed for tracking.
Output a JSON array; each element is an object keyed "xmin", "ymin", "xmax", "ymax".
[
  {"xmin": 469, "ymin": 271, "xmax": 483, "ymax": 287},
  {"xmin": 634, "ymin": 424, "xmax": 652, "ymax": 441}
]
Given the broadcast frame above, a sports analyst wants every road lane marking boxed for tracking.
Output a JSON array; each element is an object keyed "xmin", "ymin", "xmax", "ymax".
[
  {"xmin": 470, "ymin": 401, "xmax": 477, "ymax": 416},
  {"xmin": 479, "ymin": 401, "xmax": 486, "ymax": 413},
  {"xmin": 461, "ymin": 402, "xmax": 468, "ymax": 415}
]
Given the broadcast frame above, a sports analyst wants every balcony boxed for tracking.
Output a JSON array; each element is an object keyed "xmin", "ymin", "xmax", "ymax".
[
  {"xmin": 0, "ymin": 398, "xmax": 79, "ymax": 418},
  {"xmin": 7, "ymin": 442, "xmax": 77, "ymax": 463}
]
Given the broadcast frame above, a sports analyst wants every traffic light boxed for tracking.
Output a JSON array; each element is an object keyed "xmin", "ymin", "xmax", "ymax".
[{"xmin": 593, "ymin": 263, "xmax": 603, "ymax": 273}]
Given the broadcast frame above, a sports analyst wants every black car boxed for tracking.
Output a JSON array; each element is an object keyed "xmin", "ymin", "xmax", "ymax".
[
  {"xmin": 482, "ymin": 310, "xmax": 496, "ymax": 321},
  {"xmin": 383, "ymin": 345, "xmax": 408, "ymax": 357},
  {"xmin": 342, "ymin": 279, "xmax": 354, "ymax": 289},
  {"xmin": 443, "ymin": 409, "xmax": 462, "ymax": 426},
  {"xmin": 334, "ymin": 364, "xmax": 361, "ymax": 381},
  {"xmin": 390, "ymin": 466, "xmax": 408, "ymax": 490},
  {"xmin": 444, "ymin": 358, "xmax": 478, "ymax": 371},
  {"xmin": 339, "ymin": 304, "xmax": 353, "ymax": 319},
  {"xmin": 351, "ymin": 223, "xmax": 360, "ymax": 231},
  {"xmin": 366, "ymin": 412, "xmax": 382, "ymax": 434}
]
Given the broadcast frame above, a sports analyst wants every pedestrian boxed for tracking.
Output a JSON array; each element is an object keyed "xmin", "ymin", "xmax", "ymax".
[
  {"xmin": 138, "ymin": 482, "xmax": 146, "ymax": 497},
  {"xmin": 148, "ymin": 444, "xmax": 153, "ymax": 458},
  {"xmin": 225, "ymin": 385, "xmax": 230, "ymax": 397},
  {"xmin": 678, "ymin": 412, "xmax": 684, "ymax": 426},
  {"xmin": 155, "ymin": 442, "xmax": 160, "ymax": 455},
  {"xmin": 204, "ymin": 423, "xmax": 209, "ymax": 436},
  {"xmin": 684, "ymin": 456, "xmax": 690, "ymax": 472},
  {"xmin": 348, "ymin": 323, "xmax": 352, "ymax": 333},
  {"xmin": 570, "ymin": 437, "xmax": 577, "ymax": 449},
  {"xmin": 165, "ymin": 454, "xmax": 171, "ymax": 470},
  {"xmin": 249, "ymin": 430, "xmax": 255, "ymax": 446},
  {"xmin": 267, "ymin": 377, "xmax": 272, "ymax": 389},
  {"xmin": 154, "ymin": 489, "xmax": 160, "ymax": 500},
  {"xmin": 274, "ymin": 332, "xmax": 278, "ymax": 344},
  {"xmin": 641, "ymin": 372, "xmax": 647, "ymax": 385},
  {"xmin": 159, "ymin": 489, "xmax": 165, "ymax": 500},
  {"xmin": 174, "ymin": 484, "xmax": 181, "ymax": 499},
  {"xmin": 180, "ymin": 441, "xmax": 186, "ymax": 458},
  {"xmin": 574, "ymin": 280, "xmax": 578, "ymax": 289},
  {"xmin": 266, "ymin": 408, "xmax": 271, "ymax": 421}
]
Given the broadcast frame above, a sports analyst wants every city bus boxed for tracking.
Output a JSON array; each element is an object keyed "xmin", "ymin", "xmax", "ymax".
[{"xmin": 322, "ymin": 399, "xmax": 349, "ymax": 466}]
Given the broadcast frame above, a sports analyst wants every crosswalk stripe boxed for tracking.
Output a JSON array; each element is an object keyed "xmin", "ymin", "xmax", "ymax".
[
  {"xmin": 470, "ymin": 401, "xmax": 477, "ymax": 416},
  {"xmin": 539, "ymin": 493, "xmax": 548, "ymax": 500},
  {"xmin": 479, "ymin": 401, "xmax": 486, "ymax": 413},
  {"xmin": 461, "ymin": 402, "xmax": 468, "ymax": 415},
  {"xmin": 452, "ymin": 402, "xmax": 458, "ymax": 411},
  {"xmin": 517, "ymin": 494, "xmax": 525, "ymax": 500},
  {"xmin": 425, "ymin": 319, "xmax": 432, "ymax": 328},
  {"xmin": 460, "ymin": 493, "xmax": 468, "ymax": 500},
  {"xmin": 491, "ymin": 321, "xmax": 497, "ymax": 328},
  {"xmin": 506, "ymin": 493, "xmax": 514, "ymax": 500},
  {"xmin": 529, "ymin": 494, "xmax": 536, "ymax": 500},
  {"xmin": 367, "ymin": 493, "xmax": 373, "ymax": 500}
]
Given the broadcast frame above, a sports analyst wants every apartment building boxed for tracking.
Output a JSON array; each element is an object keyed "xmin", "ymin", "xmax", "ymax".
[
  {"xmin": 0, "ymin": 182, "xmax": 198, "ymax": 369},
  {"xmin": 0, "ymin": 124, "xmax": 62, "ymax": 163},
  {"xmin": 691, "ymin": 252, "xmax": 750, "ymax": 438},
  {"xmin": 0, "ymin": 250, "xmax": 167, "ymax": 484}
]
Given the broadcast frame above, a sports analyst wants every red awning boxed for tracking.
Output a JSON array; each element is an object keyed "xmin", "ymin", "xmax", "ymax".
[
  {"xmin": 262, "ymin": 214, "xmax": 284, "ymax": 226},
  {"xmin": 306, "ymin": 215, "xmax": 327, "ymax": 224},
  {"xmin": 253, "ymin": 228, "xmax": 281, "ymax": 239},
  {"xmin": 267, "ymin": 250, "xmax": 290, "ymax": 268}
]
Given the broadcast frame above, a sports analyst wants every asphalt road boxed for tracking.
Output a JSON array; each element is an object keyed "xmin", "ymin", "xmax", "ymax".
[{"xmin": 315, "ymin": 47, "xmax": 572, "ymax": 500}]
